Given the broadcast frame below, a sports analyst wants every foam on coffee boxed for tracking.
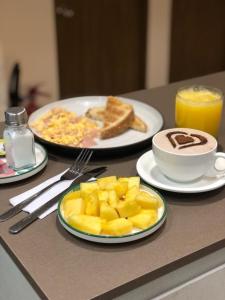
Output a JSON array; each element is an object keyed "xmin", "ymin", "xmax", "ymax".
[{"xmin": 153, "ymin": 128, "xmax": 217, "ymax": 154}]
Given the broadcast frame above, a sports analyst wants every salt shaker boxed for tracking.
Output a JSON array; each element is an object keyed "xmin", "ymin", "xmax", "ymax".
[{"xmin": 3, "ymin": 107, "xmax": 36, "ymax": 170}]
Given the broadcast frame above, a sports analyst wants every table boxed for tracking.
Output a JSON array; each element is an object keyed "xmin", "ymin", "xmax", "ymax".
[{"xmin": 1, "ymin": 71, "xmax": 225, "ymax": 300}]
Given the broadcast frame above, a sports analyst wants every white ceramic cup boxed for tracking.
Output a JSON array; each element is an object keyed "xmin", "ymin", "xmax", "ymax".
[{"xmin": 152, "ymin": 128, "xmax": 225, "ymax": 182}]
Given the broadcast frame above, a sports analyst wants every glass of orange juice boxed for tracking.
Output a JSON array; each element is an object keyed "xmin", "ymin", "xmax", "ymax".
[{"xmin": 175, "ymin": 85, "xmax": 223, "ymax": 137}]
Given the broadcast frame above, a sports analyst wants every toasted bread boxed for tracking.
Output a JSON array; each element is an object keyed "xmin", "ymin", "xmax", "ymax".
[
  {"xmin": 86, "ymin": 107, "xmax": 105, "ymax": 121},
  {"xmin": 130, "ymin": 115, "xmax": 148, "ymax": 132},
  {"xmin": 100, "ymin": 96, "xmax": 134, "ymax": 139},
  {"xmin": 86, "ymin": 104, "xmax": 148, "ymax": 133}
]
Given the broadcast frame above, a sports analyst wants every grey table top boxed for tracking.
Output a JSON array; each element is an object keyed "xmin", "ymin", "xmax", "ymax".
[{"xmin": 1, "ymin": 71, "xmax": 225, "ymax": 300}]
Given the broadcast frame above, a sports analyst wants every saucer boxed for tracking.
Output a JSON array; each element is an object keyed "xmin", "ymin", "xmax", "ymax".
[
  {"xmin": 0, "ymin": 143, "xmax": 48, "ymax": 184},
  {"xmin": 136, "ymin": 150, "xmax": 225, "ymax": 193}
]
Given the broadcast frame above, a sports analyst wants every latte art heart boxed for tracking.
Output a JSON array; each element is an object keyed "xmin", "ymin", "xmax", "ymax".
[
  {"xmin": 175, "ymin": 134, "xmax": 194, "ymax": 145},
  {"xmin": 166, "ymin": 131, "xmax": 207, "ymax": 150}
]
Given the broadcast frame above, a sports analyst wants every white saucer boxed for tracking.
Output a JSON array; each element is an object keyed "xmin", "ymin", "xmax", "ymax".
[
  {"xmin": 136, "ymin": 150, "xmax": 225, "ymax": 193},
  {"xmin": 0, "ymin": 143, "xmax": 48, "ymax": 184}
]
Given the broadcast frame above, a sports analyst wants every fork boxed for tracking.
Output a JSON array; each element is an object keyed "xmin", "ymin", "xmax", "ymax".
[{"xmin": 0, "ymin": 148, "xmax": 93, "ymax": 221}]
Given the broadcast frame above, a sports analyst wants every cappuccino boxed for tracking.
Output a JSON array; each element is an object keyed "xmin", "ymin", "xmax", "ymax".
[
  {"xmin": 153, "ymin": 128, "xmax": 216, "ymax": 155},
  {"xmin": 152, "ymin": 128, "xmax": 225, "ymax": 182}
]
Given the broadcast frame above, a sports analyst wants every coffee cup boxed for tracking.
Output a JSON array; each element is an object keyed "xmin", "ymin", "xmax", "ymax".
[{"xmin": 152, "ymin": 128, "xmax": 225, "ymax": 182}]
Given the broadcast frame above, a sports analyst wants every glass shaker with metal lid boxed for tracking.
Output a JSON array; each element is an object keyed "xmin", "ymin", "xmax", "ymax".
[{"xmin": 3, "ymin": 107, "xmax": 36, "ymax": 170}]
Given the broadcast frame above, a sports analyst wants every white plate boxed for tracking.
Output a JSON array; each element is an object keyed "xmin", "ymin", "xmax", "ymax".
[
  {"xmin": 57, "ymin": 183, "xmax": 167, "ymax": 244},
  {"xmin": 0, "ymin": 143, "xmax": 48, "ymax": 184},
  {"xmin": 28, "ymin": 96, "xmax": 163, "ymax": 151},
  {"xmin": 136, "ymin": 150, "xmax": 225, "ymax": 193}
]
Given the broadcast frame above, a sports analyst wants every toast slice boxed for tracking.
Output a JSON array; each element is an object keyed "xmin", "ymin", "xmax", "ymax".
[
  {"xmin": 86, "ymin": 107, "xmax": 105, "ymax": 122},
  {"xmin": 100, "ymin": 96, "xmax": 134, "ymax": 139},
  {"xmin": 131, "ymin": 115, "xmax": 148, "ymax": 132},
  {"xmin": 86, "ymin": 105, "xmax": 148, "ymax": 133}
]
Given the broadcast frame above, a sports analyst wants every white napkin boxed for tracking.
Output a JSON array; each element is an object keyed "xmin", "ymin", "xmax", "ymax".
[{"xmin": 9, "ymin": 170, "xmax": 75, "ymax": 219}]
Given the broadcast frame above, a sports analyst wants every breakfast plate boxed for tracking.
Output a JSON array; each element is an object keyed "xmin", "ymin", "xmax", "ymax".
[
  {"xmin": 0, "ymin": 143, "xmax": 48, "ymax": 184},
  {"xmin": 136, "ymin": 150, "xmax": 225, "ymax": 193},
  {"xmin": 57, "ymin": 183, "xmax": 167, "ymax": 243},
  {"xmin": 28, "ymin": 96, "xmax": 163, "ymax": 152}
]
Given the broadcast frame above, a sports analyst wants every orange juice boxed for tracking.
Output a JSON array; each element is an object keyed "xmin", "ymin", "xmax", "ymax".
[{"xmin": 175, "ymin": 86, "xmax": 223, "ymax": 137}]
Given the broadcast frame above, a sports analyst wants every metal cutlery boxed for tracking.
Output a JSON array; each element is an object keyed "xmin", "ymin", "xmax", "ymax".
[
  {"xmin": 0, "ymin": 148, "xmax": 93, "ymax": 222},
  {"xmin": 9, "ymin": 166, "xmax": 107, "ymax": 234}
]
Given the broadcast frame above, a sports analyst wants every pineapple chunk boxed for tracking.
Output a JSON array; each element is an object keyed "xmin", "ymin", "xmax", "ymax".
[
  {"xmin": 128, "ymin": 177, "xmax": 140, "ymax": 189},
  {"xmin": 118, "ymin": 177, "xmax": 129, "ymax": 183},
  {"xmin": 117, "ymin": 200, "xmax": 141, "ymax": 218},
  {"xmin": 68, "ymin": 215, "xmax": 101, "ymax": 234},
  {"xmin": 62, "ymin": 176, "xmax": 163, "ymax": 237},
  {"xmin": 125, "ymin": 186, "xmax": 139, "ymax": 202},
  {"xmin": 63, "ymin": 190, "xmax": 81, "ymax": 201},
  {"xmin": 97, "ymin": 176, "xmax": 117, "ymax": 190},
  {"xmin": 136, "ymin": 191, "xmax": 160, "ymax": 209},
  {"xmin": 63, "ymin": 198, "xmax": 85, "ymax": 219},
  {"xmin": 85, "ymin": 193, "xmax": 99, "ymax": 216},
  {"xmin": 141, "ymin": 209, "xmax": 158, "ymax": 223},
  {"xmin": 100, "ymin": 203, "xmax": 119, "ymax": 221},
  {"xmin": 97, "ymin": 190, "xmax": 109, "ymax": 203},
  {"xmin": 114, "ymin": 181, "xmax": 128, "ymax": 198},
  {"xmin": 80, "ymin": 182, "xmax": 99, "ymax": 193},
  {"xmin": 101, "ymin": 218, "xmax": 133, "ymax": 236},
  {"xmin": 129, "ymin": 213, "xmax": 156, "ymax": 229},
  {"xmin": 108, "ymin": 190, "xmax": 118, "ymax": 208}
]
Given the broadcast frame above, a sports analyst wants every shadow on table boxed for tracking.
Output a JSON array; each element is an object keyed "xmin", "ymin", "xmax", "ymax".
[
  {"xmin": 55, "ymin": 217, "xmax": 167, "ymax": 252},
  {"xmin": 162, "ymin": 185, "xmax": 225, "ymax": 207}
]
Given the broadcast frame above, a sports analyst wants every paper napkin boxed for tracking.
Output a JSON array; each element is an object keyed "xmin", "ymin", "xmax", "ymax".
[{"xmin": 9, "ymin": 170, "xmax": 75, "ymax": 219}]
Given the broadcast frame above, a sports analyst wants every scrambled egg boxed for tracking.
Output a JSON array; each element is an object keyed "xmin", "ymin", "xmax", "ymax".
[{"xmin": 31, "ymin": 107, "xmax": 99, "ymax": 147}]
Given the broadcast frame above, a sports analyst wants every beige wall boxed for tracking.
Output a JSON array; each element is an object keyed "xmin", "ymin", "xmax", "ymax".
[
  {"xmin": 146, "ymin": 0, "xmax": 172, "ymax": 89},
  {"xmin": 0, "ymin": 0, "xmax": 59, "ymax": 120},
  {"xmin": 0, "ymin": 0, "xmax": 172, "ymax": 122}
]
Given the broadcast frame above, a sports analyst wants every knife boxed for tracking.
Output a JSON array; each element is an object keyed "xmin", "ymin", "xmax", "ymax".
[
  {"xmin": 9, "ymin": 166, "xmax": 107, "ymax": 234},
  {"xmin": 0, "ymin": 166, "xmax": 103, "ymax": 222}
]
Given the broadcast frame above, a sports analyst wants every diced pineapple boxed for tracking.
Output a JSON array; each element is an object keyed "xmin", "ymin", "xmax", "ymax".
[
  {"xmin": 141, "ymin": 209, "xmax": 158, "ymax": 223},
  {"xmin": 97, "ymin": 176, "xmax": 117, "ymax": 190},
  {"xmin": 136, "ymin": 191, "xmax": 160, "ymax": 209},
  {"xmin": 118, "ymin": 177, "xmax": 129, "ymax": 183},
  {"xmin": 68, "ymin": 215, "xmax": 101, "ymax": 235},
  {"xmin": 117, "ymin": 200, "xmax": 141, "ymax": 218},
  {"xmin": 63, "ymin": 198, "xmax": 85, "ymax": 219},
  {"xmin": 97, "ymin": 190, "xmax": 109, "ymax": 203},
  {"xmin": 108, "ymin": 190, "xmax": 118, "ymax": 208},
  {"xmin": 128, "ymin": 177, "xmax": 140, "ymax": 189},
  {"xmin": 100, "ymin": 203, "xmax": 119, "ymax": 221},
  {"xmin": 125, "ymin": 186, "xmax": 139, "ymax": 202},
  {"xmin": 80, "ymin": 182, "xmax": 99, "ymax": 193},
  {"xmin": 101, "ymin": 218, "xmax": 133, "ymax": 236},
  {"xmin": 129, "ymin": 213, "xmax": 156, "ymax": 229},
  {"xmin": 80, "ymin": 190, "xmax": 93, "ymax": 200},
  {"xmin": 85, "ymin": 193, "xmax": 99, "ymax": 216},
  {"xmin": 100, "ymin": 218, "xmax": 107, "ymax": 226},
  {"xmin": 63, "ymin": 190, "xmax": 81, "ymax": 201},
  {"xmin": 114, "ymin": 181, "xmax": 128, "ymax": 198},
  {"xmin": 62, "ymin": 176, "xmax": 163, "ymax": 237}
]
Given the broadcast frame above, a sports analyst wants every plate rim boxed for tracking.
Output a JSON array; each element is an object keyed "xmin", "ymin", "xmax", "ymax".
[
  {"xmin": 136, "ymin": 150, "xmax": 225, "ymax": 193},
  {"xmin": 0, "ymin": 143, "xmax": 48, "ymax": 184},
  {"xmin": 57, "ymin": 182, "xmax": 167, "ymax": 243},
  {"xmin": 28, "ymin": 96, "xmax": 164, "ymax": 151}
]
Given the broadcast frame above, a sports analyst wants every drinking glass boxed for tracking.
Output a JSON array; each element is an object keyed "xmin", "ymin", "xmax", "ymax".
[{"xmin": 175, "ymin": 85, "xmax": 223, "ymax": 137}]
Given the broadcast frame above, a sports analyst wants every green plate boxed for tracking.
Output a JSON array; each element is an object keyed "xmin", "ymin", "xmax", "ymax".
[{"xmin": 57, "ymin": 182, "xmax": 167, "ymax": 244}]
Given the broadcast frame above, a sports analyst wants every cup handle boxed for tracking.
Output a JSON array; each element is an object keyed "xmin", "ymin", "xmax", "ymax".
[{"xmin": 205, "ymin": 152, "xmax": 225, "ymax": 177}]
